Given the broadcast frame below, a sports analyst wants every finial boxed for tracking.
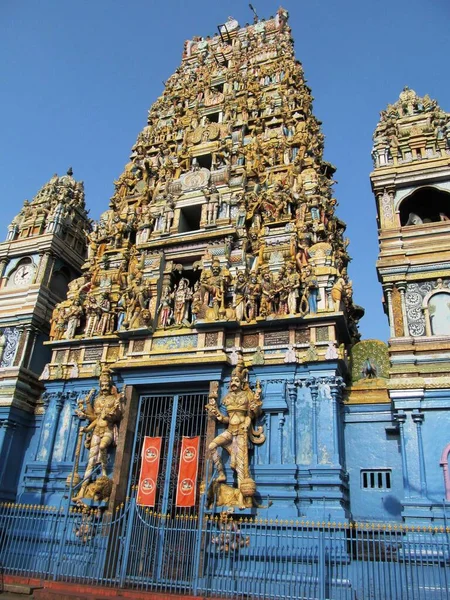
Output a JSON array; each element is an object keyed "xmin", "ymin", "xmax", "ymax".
[
  {"xmin": 67, "ymin": 167, "xmax": 73, "ymax": 176},
  {"xmin": 249, "ymin": 3, "xmax": 259, "ymax": 23}
]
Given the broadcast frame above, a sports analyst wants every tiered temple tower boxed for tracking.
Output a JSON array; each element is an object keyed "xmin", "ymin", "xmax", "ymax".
[
  {"xmin": 16, "ymin": 11, "xmax": 364, "ymax": 519},
  {"xmin": 0, "ymin": 169, "xmax": 90, "ymax": 501},
  {"xmin": 370, "ymin": 87, "xmax": 450, "ymax": 522}
]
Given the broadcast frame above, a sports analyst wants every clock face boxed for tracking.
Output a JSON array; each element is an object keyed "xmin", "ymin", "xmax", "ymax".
[{"xmin": 13, "ymin": 264, "xmax": 34, "ymax": 286}]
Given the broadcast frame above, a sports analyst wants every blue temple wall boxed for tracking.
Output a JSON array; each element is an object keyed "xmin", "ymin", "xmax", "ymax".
[
  {"xmin": 0, "ymin": 405, "xmax": 36, "ymax": 502},
  {"xmin": 390, "ymin": 388, "xmax": 450, "ymax": 521},
  {"xmin": 15, "ymin": 360, "xmax": 350, "ymax": 521},
  {"xmin": 344, "ymin": 403, "xmax": 403, "ymax": 521},
  {"xmin": 420, "ymin": 390, "xmax": 450, "ymax": 505}
]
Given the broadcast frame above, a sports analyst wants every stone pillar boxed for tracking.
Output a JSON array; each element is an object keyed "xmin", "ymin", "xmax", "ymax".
[
  {"xmin": 277, "ymin": 412, "xmax": 285, "ymax": 463},
  {"xmin": 305, "ymin": 377, "xmax": 319, "ymax": 465},
  {"xmin": 0, "ymin": 257, "xmax": 8, "ymax": 284},
  {"xmin": 36, "ymin": 392, "xmax": 65, "ymax": 463},
  {"xmin": 21, "ymin": 326, "xmax": 38, "ymax": 370},
  {"xmin": 412, "ymin": 411, "xmax": 427, "ymax": 497},
  {"xmin": 330, "ymin": 377, "xmax": 345, "ymax": 466},
  {"xmin": 394, "ymin": 412, "xmax": 409, "ymax": 498},
  {"xmin": 35, "ymin": 251, "xmax": 56, "ymax": 285},
  {"xmin": 383, "ymin": 283, "xmax": 396, "ymax": 338},
  {"xmin": 287, "ymin": 382, "xmax": 298, "ymax": 462},
  {"xmin": 12, "ymin": 327, "xmax": 26, "ymax": 367},
  {"xmin": 396, "ymin": 281, "xmax": 409, "ymax": 336},
  {"xmin": 0, "ymin": 420, "xmax": 18, "ymax": 500},
  {"xmin": 109, "ymin": 385, "xmax": 140, "ymax": 510}
]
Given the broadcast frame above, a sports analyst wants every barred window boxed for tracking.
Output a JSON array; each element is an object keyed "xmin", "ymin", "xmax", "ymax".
[{"xmin": 361, "ymin": 469, "xmax": 391, "ymax": 490}]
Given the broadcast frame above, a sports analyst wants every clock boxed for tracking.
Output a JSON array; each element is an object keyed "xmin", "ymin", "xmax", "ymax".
[{"xmin": 13, "ymin": 264, "xmax": 35, "ymax": 286}]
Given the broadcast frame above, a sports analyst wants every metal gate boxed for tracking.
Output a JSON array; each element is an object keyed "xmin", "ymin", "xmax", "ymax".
[{"xmin": 125, "ymin": 391, "xmax": 209, "ymax": 587}]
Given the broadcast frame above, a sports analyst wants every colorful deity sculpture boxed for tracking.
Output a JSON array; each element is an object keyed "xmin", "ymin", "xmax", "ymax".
[{"xmin": 206, "ymin": 359, "xmax": 265, "ymax": 508}]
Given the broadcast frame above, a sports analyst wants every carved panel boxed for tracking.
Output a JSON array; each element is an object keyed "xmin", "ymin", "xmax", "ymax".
[
  {"xmin": 54, "ymin": 349, "xmax": 66, "ymax": 364},
  {"xmin": 84, "ymin": 346, "xmax": 103, "ymax": 361},
  {"xmin": 68, "ymin": 348, "xmax": 82, "ymax": 363},
  {"xmin": 152, "ymin": 335, "xmax": 198, "ymax": 350},
  {"xmin": 404, "ymin": 281, "xmax": 450, "ymax": 337},
  {"xmin": 205, "ymin": 332, "xmax": 218, "ymax": 347},
  {"xmin": 0, "ymin": 327, "xmax": 20, "ymax": 368},
  {"xmin": 264, "ymin": 330, "xmax": 289, "ymax": 346},
  {"xmin": 391, "ymin": 286, "xmax": 404, "ymax": 337},
  {"xmin": 295, "ymin": 328, "xmax": 310, "ymax": 344},
  {"xmin": 225, "ymin": 335, "xmax": 235, "ymax": 348},
  {"xmin": 242, "ymin": 334, "xmax": 259, "ymax": 348},
  {"xmin": 133, "ymin": 339, "xmax": 145, "ymax": 352},
  {"xmin": 380, "ymin": 190, "xmax": 397, "ymax": 229},
  {"xmin": 106, "ymin": 345, "xmax": 120, "ymax": 361},
  {"xmin": 315, "ymin": 326, "xmax": 329, "ymax": 342}
]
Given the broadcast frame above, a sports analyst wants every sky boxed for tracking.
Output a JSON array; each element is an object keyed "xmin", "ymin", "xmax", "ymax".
[{"xmin": 1, "ymin": 0, "xmax": 449, "ymax": 341}]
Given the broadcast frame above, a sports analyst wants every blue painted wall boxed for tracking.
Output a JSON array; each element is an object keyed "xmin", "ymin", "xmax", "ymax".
[{"xmin": 345, "ymin": 403, "xmax": 403, "ymax": 521}]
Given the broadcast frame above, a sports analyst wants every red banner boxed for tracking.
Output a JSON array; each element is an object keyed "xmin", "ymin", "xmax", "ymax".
[
  {"xmin": 137, "ymin": 437, "xmax": 162, "ymax": 507},
  {"xmin": 176, "ymin": 436, "xmax": 200, "ymax": 507}
]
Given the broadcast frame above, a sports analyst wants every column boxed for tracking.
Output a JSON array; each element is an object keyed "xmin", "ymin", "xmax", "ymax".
[
  {"xmin": 394, "ymin": 412, "xmax": 409, "ymax": 498},
  {"xmin": 412, "ymin": 412, "xmax": 427, "ymax": 497},
  {"xmin": 396, "ymin": 281, "xmax": 409, "ymax": 337},
  {"xmin": 0, "ymin": 420, "xmax": 17, "ymax": 496},
  {"xmin": 109, "ymin": 385, "xmax": 140, "ymax": 510},
  {"xmin": 383, "ymin": 283, "xmax": 396, "ymax": 338},
  {"xmin": 305, "ymin": 377, "xmax": 318, "ymax": 465},
  {"xmin": 21, "ymin": 326, "xmax": 38, "ymax": 370},
  {"xmin": 330, "ymin": 376, "xmax": 345, "ymax": 466},
  {"xmin": 0, "ymin": 257, "xmax": 9, "ymax": 285},
  {"xmin": 287, "ymin": 382, "xmax": 298, "ymax": 462}
]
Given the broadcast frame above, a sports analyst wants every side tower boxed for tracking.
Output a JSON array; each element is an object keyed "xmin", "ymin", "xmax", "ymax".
[
  {"xmin": 371, "ymin": 87, "xmax": 450, "ymax": 521},
  {"xmin": 23, "ymin": 11, "xmax": 362, "ymax": 520},
  {"xmin": 0, "ymin": 170, "xmax": 90, "ymax": 500}
]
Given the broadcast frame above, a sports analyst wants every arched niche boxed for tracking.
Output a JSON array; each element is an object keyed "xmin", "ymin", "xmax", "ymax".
[
  {"xmin": 440, "ymin": 443, "xmax": 450, "ymax": 501},
  {"xmin": 422, "ymin": 283, "xmax": 450, "ymax": 336},
  {"xmin": 49, "ymin": 266, "xmax": 71, "ymax": 298},
  {"xmin": 399, "ymin": 187, "xmax": 450, "ymax": 226},
  {"xmin": 5, "ymin": 256, "xmax": 36, "ymax": 288}
]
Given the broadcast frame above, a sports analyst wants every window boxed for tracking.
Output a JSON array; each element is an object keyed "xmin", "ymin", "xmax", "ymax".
[
  {"xmin": 193, "ymin": 154, "xmax": 212, "ymax": 170},
  {"xmin": 205, "ymin": 111, "xmax": 221, "ymax": 123},
  {"xmin": 361, "ymin": 469, "xmax": 391, "ymax": 490},
  {"xmin": 178, "ymin": 204, "xmax": 202, "ymax": 233},
  {"xmin": 429, "ymin": 292, "xmax": 450, "ymax": 336},
  {"xmin": 400, "ymin": 187, "xmax": 450, "ymax": 226}
]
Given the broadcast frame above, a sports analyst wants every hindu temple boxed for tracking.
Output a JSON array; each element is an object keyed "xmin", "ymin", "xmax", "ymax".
[{"xmin": 0, "ymin": 10, "xmax": 450, "ymax": 599}]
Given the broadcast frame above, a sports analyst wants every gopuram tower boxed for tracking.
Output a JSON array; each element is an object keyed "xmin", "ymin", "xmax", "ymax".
[
  {"xmin": 19, "ymin": 10, "xmax": 363, "ymax": 520},
  {"xmin": 370, "ymin": 87, "xmax": 450, "ymax": 522},
  {"xmin": 0, "ymin": 170, "xmax": 90, "ymax": 501}
]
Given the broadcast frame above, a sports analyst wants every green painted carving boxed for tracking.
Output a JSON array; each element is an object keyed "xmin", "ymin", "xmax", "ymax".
[{"xmin": 350, "ymin": 339, "xmax": 389, "ymax": 382}]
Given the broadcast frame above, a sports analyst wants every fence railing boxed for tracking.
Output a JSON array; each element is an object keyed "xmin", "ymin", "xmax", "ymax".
[{"xmin": 0, "ymin": 499, "xmax": 449, "ymax": 600}]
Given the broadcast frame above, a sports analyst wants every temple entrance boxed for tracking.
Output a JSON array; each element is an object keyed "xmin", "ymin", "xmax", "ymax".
[
  {"xmin": 124, "ymin": 391, "xmax": 209, "ymax": 587},
  {"xmin": 129, "ymin": 391, "xmax": 209, "ymax": 515}
]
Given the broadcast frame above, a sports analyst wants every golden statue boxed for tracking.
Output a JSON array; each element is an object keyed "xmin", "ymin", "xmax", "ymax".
[
  {"xmin": 206, "ymin": 359, "xmax": 265, "ymax": 508},
  {"xmin": 73, "ymin": 368, "xmax": 124, "ymax": 500}
]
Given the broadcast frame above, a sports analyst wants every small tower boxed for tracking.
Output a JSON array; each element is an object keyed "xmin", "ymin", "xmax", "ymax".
[
  {"xmin": 371, "ymin": 87, "xmax": 450, "ymax": 521},
  {"xmin": 0, "ymin": 169, "xmax": 90, "ymax": 500}
]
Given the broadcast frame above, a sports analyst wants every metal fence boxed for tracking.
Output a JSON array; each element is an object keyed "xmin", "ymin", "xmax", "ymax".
[{"xmin": 0, "ymin": 498, "xmax": 449, "ymax": 600}]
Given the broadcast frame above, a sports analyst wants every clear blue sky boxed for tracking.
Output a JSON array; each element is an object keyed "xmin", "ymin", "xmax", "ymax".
[{"xmin": 1, "ymin": 0, "xmax": 449, "ymax": 341}]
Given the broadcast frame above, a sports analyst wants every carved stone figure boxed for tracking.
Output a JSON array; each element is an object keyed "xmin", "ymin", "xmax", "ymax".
[
  {"xmin": 286, "ymin": 262, "xmax": 300, "ymax": 315},
  {"xmin": 206, "ymin": 359, "xmax": 265, "ymax": 508},
  {"xmin": 200, "ymin": 259, "xmax": 229, "ymax": 320},
  {"xmin": 157, "ymin": 284, "xmax": 173, "ymax": 328},
  {"xmin": 233, "ymin": 271, "xmax": 248, "ymax": 322},
  {"xmin": 173, "ymin": 278, "xmax": 192, "ymax": 325},
  {"xmin": 302, "ymin": 267, "xmax": 320, "ymax": 315},
  {"xmin": 64, "ymin": 299, "xmax": 83, "ymax": 339},
  {"xmin": 74, "ymin": 369, "xmax": 124, "ymax": 500}
]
